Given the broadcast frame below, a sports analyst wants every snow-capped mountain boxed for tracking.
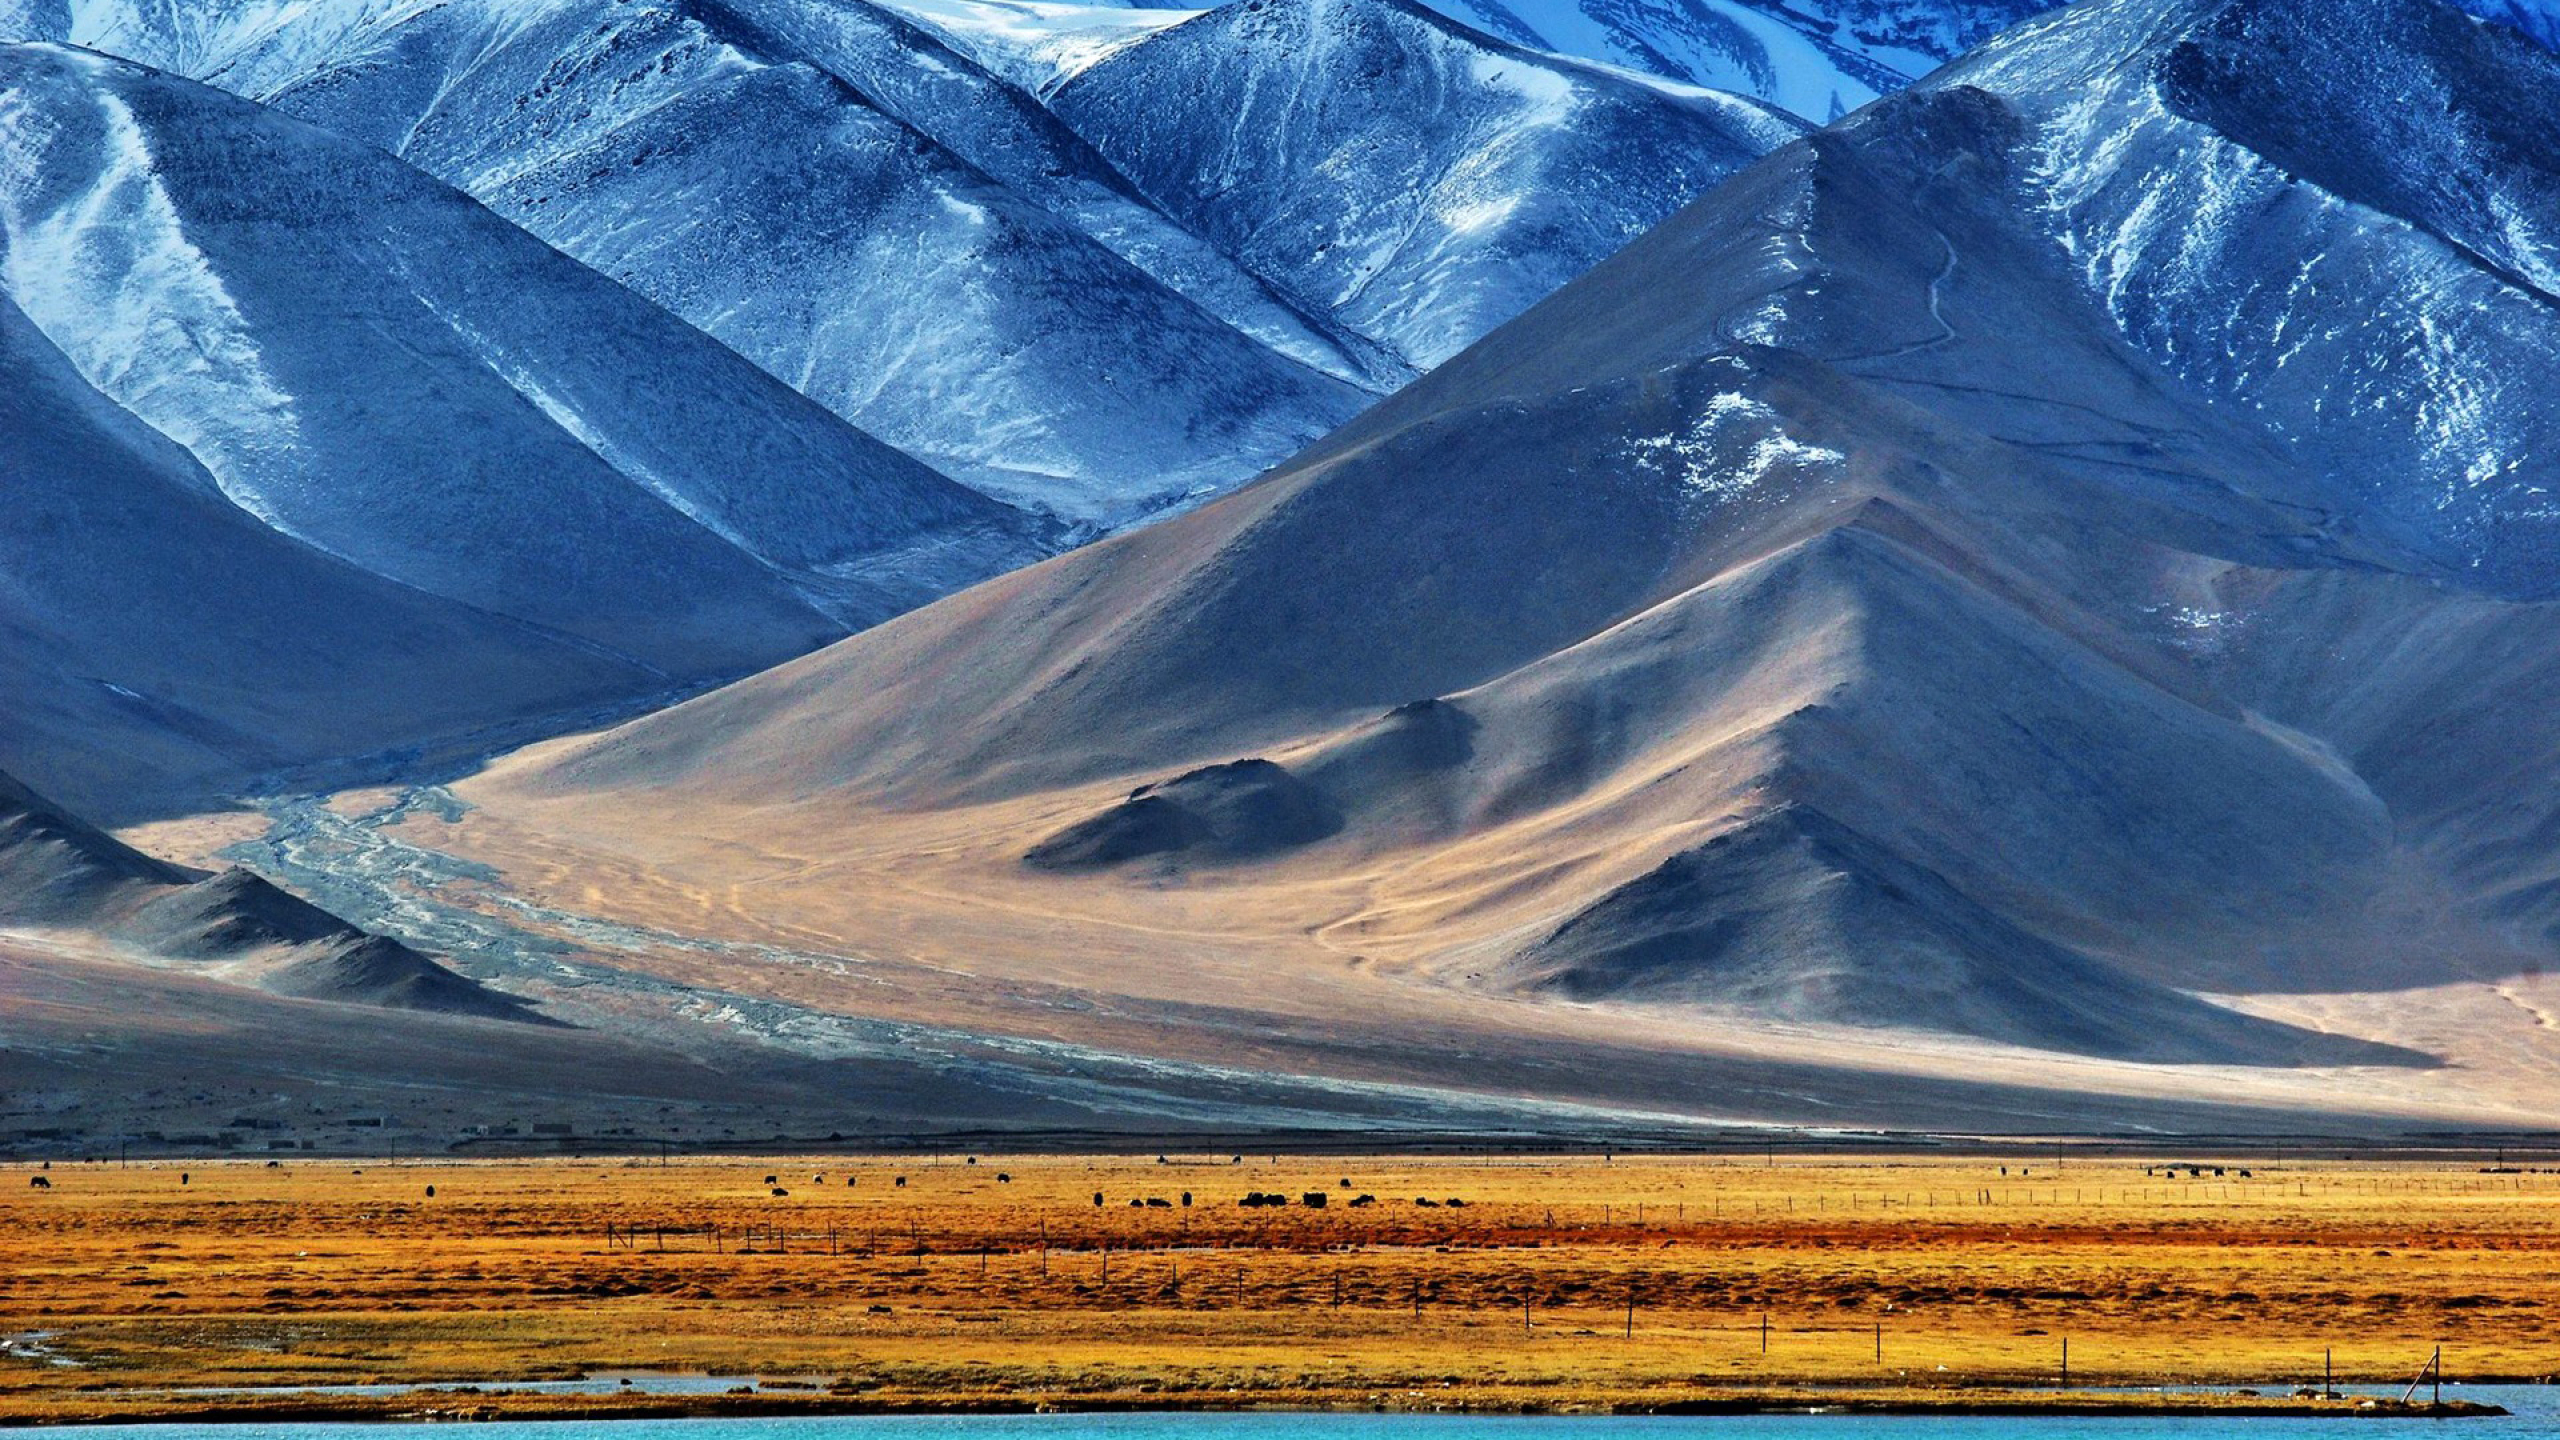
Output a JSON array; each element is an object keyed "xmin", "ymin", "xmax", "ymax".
[
  {"xmin": 1043, "ymin": 0, "xmax": 1800, "ymax": 372},
  {"xmin": 1947, "ymin": 0, "xmax": 2560, "ymax": 596},
  {"xmin": 477, "ymin": 0, "xmax": 2560, "ymax": 1071},
  {"xmin": 1206, "ymin": 0, "xmax": 2559, "ymax": 123},
  {"xmin": 9, "ymin": 0, "xmax": 1795, "ymax": 526},
  {"xmin": 1407, "ymin": 0, "xmax": 2041, "ymax": 117},
  {"xmin": 879, "ymin": 0, "xmax": 2039, "ymax": 118},
  {"xmin": 3, "ymin": 0, "xmax": 1369, "ymax": 525},
  {"xmin": 865, "ymin": 0, "xmax": 1203, "ymax": 91},
  {"xmin": 1, "ymin": 274, "xmax": 647, "ymax": 822},
  {"xmin": 0, "ymin": 40, "xmax": 1042, "ymax": 816}
]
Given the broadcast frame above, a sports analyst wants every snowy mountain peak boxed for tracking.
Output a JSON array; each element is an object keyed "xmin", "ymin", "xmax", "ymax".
[
  {"xmin": 1935, "ymin": 0, "xmax": 2560, "ymax": 596},
  {"xmin": 1047, "ymin": 0, "xmax": 1799, "ymax": 369},
  {"xmin": 7, "ymin": 0, "xmax": 1799, "ymax": 528}
]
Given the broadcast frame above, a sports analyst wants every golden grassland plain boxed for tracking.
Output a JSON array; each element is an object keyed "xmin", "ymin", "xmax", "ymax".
[{"xmin": 1, "ymin": 1153, "xmax": 2550, "ymax": 1422}]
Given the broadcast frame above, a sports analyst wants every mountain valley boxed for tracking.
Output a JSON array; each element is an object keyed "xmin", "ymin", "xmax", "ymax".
[
  {"xmin": 8, "ymin": 0, "xmax": 2560, "ymax": 1145},
  {"xmin": 424, "ymin": 0, "xmax": 2560, "ymax": 1133}
]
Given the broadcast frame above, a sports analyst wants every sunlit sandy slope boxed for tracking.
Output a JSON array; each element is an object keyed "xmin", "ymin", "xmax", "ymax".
[{"xmin": 440, "ymin": 0, "xmax": 2560, "ymax": 1130}]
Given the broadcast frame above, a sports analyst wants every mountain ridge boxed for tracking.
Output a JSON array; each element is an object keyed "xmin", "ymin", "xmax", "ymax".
[
  {"xmin": 0, "ymin": 770, "xmax": 549, "ymax": 1022},
  {"xmin": 0, "ymin": 38, "xmax": 1060, "ymax": 818},
  {"xmin": 462, "ymin": 0, "xmax": 2560, "ymax": 1084},
  {"xmin": 8, "ymin": 0, "xmax": 1795, "ymax": 527}
]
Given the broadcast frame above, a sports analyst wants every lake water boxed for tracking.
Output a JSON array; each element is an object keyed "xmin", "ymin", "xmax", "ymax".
[{"xmin": 18, "ymin": 1389, "xmax": 2558, "ymax": 1440}]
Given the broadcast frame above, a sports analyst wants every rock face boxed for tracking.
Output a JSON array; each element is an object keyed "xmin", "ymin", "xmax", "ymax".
[
  {"xmin": 6, "ymin": 0, "xmax": 1792, "ymax": 528},
  {"xmin": 0, "ymin": 769, "xmax": 549, "ymax": 1023},
  {"xmin": 493, "ymin": 0, "xmax": 2560, "ymax": 1063},
  {"xmin": 0, "ymin": 41, "xmax": 1043, "ymax": 819}
]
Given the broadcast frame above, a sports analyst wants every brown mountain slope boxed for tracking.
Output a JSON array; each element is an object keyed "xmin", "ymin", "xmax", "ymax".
[
  {"xmin": 455, "ymin": 0, "xmax": 2560, "ymax": 1118},
  {"xmin": 0, "ymin": 769, "xmax": 196, "ymax": 921},
  {"xmin": 0, "ymin": 770, "xmax": 547, "ymax": 1024}
]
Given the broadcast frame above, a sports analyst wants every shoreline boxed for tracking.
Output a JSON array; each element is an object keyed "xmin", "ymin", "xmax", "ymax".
[{"xmin": 0, "ymin": 1389, "xmax": 2515, "ymax": 1427}]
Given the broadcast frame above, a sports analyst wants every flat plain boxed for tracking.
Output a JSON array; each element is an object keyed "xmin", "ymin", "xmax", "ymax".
[{"xmin": 1, "ymin": 1153, "xmax": 2551, "ymax": 1422}]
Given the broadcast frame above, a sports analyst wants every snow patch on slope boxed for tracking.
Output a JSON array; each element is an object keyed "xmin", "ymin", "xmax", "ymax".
[{"xmin": 1625, "ymin": 390, "xmax": 1843, "ymax": 514}]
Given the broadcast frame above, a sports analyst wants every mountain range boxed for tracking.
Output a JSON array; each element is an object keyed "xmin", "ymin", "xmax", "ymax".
[
  {"xmin": 0, "ymin": 39, "xmax": 1043, "ymax": 821},
  {"xmin": 10, "ymin": 0, "xmax": 1793, "ymax": 526},
  {"xmin": 0, "ymin": 0, "xmax": 1799, "ymax": 823},
  {"xmin": 9, "ymin": 0, "xmax": 2560, "ymax": 1139},
  {"xmin": 459, "ymin": 0, "xmax": 2560, "ymax": 1115},
  {"xmin": 1200, "ymin": 0, "xmax": 2558, "ymax": 122}
]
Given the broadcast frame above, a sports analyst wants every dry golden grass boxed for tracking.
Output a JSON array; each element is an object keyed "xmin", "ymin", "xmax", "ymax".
[{"xmin": 2, "ymin": 1153, "xmax": 2551, "ymax": 1420}]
